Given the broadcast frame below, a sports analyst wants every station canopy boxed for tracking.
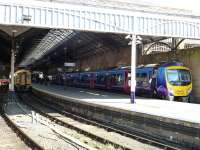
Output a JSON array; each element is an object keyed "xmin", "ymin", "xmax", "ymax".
[{"xmin": 0, "ymin": 0, "xmax": 200, "ymax": 66}]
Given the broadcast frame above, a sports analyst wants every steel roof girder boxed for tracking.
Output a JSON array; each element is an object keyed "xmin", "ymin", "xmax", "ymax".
[{"xmin": 20, "ymin": 29, "xmax": 76, "ymax": 66}]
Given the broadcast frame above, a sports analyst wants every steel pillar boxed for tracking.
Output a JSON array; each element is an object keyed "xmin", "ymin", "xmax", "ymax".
[
  {"xmin": 130, "ymin": 34, "xmax": 136, "ymax": 103},
  {"xmin": 9, "ymin": 32, "xmax": 15, "ymax": 92},
  {"xmin": 171, "ymin": 38, "xmax": 177, "ymax": 51}
]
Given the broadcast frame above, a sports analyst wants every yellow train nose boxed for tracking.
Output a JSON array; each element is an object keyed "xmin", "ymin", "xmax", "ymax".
[
  {"xmin": 167, "ymin": 83, "xmax": 192, "ymax": 97},
  {"xmin": 174, "ymin": 89, "xmax": 186, "ymax": 96}
]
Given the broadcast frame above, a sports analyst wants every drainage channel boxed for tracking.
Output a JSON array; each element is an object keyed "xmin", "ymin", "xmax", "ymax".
[{"xmin": 19, "ymin": 92, "xmax": 180, "ymax": 150}]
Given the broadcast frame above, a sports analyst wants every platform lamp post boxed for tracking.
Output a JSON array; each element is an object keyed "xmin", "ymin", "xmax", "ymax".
[
  {"xmin": 9, "ymin": 29, "xmax": 17, "ymax": 93},
  {"xmin": 64, "ymin": 47, "xmax": 67, "ymax": 90},
  {"xmin": 126, "ymin": 34, "xmax": 142, "ymax": 104}
]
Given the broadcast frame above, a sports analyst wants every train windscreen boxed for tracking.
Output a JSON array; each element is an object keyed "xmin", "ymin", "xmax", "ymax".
[{"xmin": 166, "ymin": 69, "xmax": 191, "ymax": 86}]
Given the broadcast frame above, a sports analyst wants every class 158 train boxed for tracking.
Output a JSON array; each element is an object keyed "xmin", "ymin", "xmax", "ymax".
[
  {"xmin": 136, "ymin": 62, "xmax": 192, "ymax": 102},
  {"xmin": 14, "ymin": 69, "xmax": 32, "ymax": 91},
  {"xmin": 44, "ymin": 61, "xmax": 192, "ymax": 102}
]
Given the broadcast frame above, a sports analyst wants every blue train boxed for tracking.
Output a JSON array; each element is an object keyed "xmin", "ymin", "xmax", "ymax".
[
  {"xmin": 45, "ymin": 61, "xmax": 192, "ymax": 102},
  {"xmin": 136, "ymin": 62, "xmax": 192, "ymax": 102}
]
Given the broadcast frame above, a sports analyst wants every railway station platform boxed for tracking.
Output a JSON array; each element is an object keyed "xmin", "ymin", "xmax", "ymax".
[
  {"xmin": 32, "ymin": 83, "xmax": 200, "ymax": 148},
  {"xmin": 33, "ymin": 83, "xmax": 200, "ymax": 124}
]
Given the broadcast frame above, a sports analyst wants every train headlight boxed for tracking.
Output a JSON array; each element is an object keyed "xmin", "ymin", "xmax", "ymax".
[{"xmin": 168, "ymin": 88, "xmax": 174, "ymax": 96}]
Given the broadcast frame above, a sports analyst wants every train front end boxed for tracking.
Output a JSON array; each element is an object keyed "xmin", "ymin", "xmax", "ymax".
[{"xmin": 165, "ymin": 66, "xmax": 192, "ymax": 102}]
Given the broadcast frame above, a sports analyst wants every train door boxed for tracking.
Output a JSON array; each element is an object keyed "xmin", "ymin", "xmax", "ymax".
[
  {"xmin": 21, "ymin": 72, "xmax": 26, "ymax": 86},
  {"xmin": 150, "ymin": 69, "xmax": 157, "ymax": 96},
  {"xmin": 124, "ymin": 70, "xmax": 131, "ymax": 93},
  {"xmin": 26, "ymin": 72, "xmax": 31, "ymax": 85},
  {"xmin": 90, "ymin": 73, "xmax": 95, "ymax": 89},
  {"xmin": 156, "ymin": 67, "xmax": 167, "ymax": 98},
  {"xmin": 135, "ymin": 69, "xmax": 150, "ymax": 95},
  {"xmin": 95, "ymin": 72, "xmax": 107, "ymax": 89},
  {"xmin": 106, "ymin": 73, "xmax": 111, "ymax": 90},
  {"xmin": 110, "ymin": 71, "xmax": 125, "ymax": 91}
]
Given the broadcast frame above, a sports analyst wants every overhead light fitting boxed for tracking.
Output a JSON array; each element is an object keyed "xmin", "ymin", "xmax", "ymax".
[
  {"xmin": 12, "ymin": 29, "xmax": 17, "ymax": 33},
  {"xmin": 125, "ymin": 34, "xmax": 132, "ymax": 40}
]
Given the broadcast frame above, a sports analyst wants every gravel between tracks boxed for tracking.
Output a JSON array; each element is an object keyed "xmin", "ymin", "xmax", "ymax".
[
  {"xmin": 0, "ymin": 93, "xmax": 30, "ymax": 150},
  {"xmin": 4, "ymin": 100, "xmax": 87, "ymax": 150},
  {"xmin": 0, "ymin": 114, "xmax": 30, "ymax": 150},
  {"xmin": 21, "ymin": 93, "xmax": 162, "ymax": 150}
]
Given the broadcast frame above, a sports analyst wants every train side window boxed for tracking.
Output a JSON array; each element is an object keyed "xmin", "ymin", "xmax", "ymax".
[
  {"xmin": 81, "ymin": 75, "xmax": 90, "ymax": 83},
  {"xmin": 96, "ymin": 74, "xmax": 106, "ymax": 84},
  {"xmin": 136, "ymin": 73, "xmax": 140, "ymax": 81},
  {"xmin": 141, "ymin": 73, "xmax": 147, "ymax": 78},
  {"xmin": 136, "ymin": 73, "xmax": 140, "ymax": 78},
  {"xmin": 141, "ymin": 73, "xmax": 148, "ymax": 82},
  {"xmin": 112, "ymin": 73, "xmax": 124, "ymax": 86}
]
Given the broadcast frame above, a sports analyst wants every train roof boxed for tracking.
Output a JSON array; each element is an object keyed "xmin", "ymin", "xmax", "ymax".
[
  {"xmin": 159, "ymin": 61, "xmax": 184, "ymax": 67},
  {"xmin": 15, "ymin": 69, "xmax": 31, "ymax": 74},
  {"xmin": 137, "ymin": 64, "xmax": 158, "ymax": 68},
  {"xmin": 62, "ymin": 61, "xmax": 186, "ymax": 75},
  {"xmin": 137, "ymin": 61, "xmax": 184, "ymax": 69},
  {"xmin": 167, "ymin": 66, "xmax": 189, "ymax": 70}
]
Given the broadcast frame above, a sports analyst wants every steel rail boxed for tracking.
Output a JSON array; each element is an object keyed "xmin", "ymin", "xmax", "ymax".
[
  {"xmin": 31, "ymin": 92, "xmax": 181, "ymax": 150},
  {"xmin": 19, "ymin": 92, "xmax": 180, "ymax": 150},
  {"xmin": 18, "ymin": 93, "xmax": 135, "ymax": 150},
  {"xmin": 0, "ymin": 102, "xmax": 44, "ymax": 150}
]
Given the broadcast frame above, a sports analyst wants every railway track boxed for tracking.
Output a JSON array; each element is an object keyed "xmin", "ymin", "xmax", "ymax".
[
  {"xmin": 0, "ymin": 93, "xmax": 43, "ymax": 150},
  {"xmin": 7, "ymin": 93, "xmax": 90, "ymax": 150},
  {"xmin": 18, "ymin": 92, "xmax": 180, "ymax": 150}
]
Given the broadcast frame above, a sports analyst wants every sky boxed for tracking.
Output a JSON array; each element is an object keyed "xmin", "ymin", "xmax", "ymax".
[
  {"xmin": 142, "ymin": 0, "xmax": 199, "ymax": 12},
  {"xmin": 4, "ymin": 0, "xmax": 200, "ymax": 13}
]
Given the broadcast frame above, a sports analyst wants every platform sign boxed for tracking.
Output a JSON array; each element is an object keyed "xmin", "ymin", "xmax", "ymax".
[
  {"xmin": 57, "ymin": 68, "xmax": 63, "ymax": 72},
  {"xmin": 64, "ymin": 62, "xmax": 75, "ymax": 67}
]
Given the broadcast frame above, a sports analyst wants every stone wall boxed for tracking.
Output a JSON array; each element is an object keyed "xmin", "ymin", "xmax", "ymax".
[{"xmin": 76, "ymin": 46, "xmax": 131, "ymax": 71}]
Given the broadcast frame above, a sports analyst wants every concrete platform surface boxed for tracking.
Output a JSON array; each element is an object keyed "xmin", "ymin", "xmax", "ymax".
[{"xmin": 33, "ymin": 84, "xmax": 200, "ymax": 124}]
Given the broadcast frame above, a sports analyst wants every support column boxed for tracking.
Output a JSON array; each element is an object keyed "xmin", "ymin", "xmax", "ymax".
[
  {"xmin": 9, "ymin": 31, "xmax": 16, "ymax": 92},
  {"xmin": 171, "ymin": 37, "xmax": 177, "ymax": 51},
  {"xmin": 130, "ymin": 34, "xmax": 136, "ymax": 103},
  {"xmin": 10, "ymin": 49, "xmax": 15, "ymax": 91}
]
